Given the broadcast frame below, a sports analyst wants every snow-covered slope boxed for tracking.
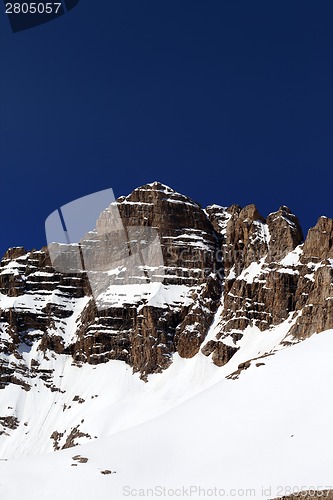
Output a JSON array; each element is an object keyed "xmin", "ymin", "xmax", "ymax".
[
  {"xmin": 0, "ymin": 312, "xmax": 299, "ymax": 459},
  {"xmin": 1, "ymin": 329, "xmax": 332, "ymax": 500}
]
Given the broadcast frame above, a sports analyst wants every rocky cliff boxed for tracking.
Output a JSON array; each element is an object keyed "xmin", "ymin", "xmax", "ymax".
[{"xmin": 0, "ymin": 181, "xmax": 332, "ymax": 452}]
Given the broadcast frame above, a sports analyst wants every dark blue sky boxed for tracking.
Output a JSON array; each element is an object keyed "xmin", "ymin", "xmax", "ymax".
[{"xmin": 1, "ymin": 1, "xmax": 333, "ymax": 256}]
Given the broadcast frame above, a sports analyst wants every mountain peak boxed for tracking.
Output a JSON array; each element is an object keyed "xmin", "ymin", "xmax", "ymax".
[
  {"xmin": 140, "ymin": 181, "xmax": 175, "ymax": 192},
  {"xmin": 119, "ymin": 181, "xmax": 200, "ymax": 208}
]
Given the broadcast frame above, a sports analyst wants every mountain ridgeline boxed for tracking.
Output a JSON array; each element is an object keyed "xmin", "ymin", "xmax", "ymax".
[
  {"xmin": 0, "ymin": 182, "xmax": 333, "ymax": 455},
  {"xmin": 1, "ymin": 182, "xmax": 332, "ymax": 383}
]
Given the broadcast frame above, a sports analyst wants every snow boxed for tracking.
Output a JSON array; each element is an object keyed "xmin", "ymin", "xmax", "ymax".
[
  {"xmin": 138, "ymin": 182, "xmax": 174, "ymax": 193},
  {"xmin": 251, "ymin": 220, "xmax": 271, "ymax": 244},
  {"xmin": 0, "ymin": 311, "xmax": 297, "ymax": 461},
  {"xmin": 0, "ymin": 293, "xmax": 17, "ymax": 309},
  {"xmin": 226, "ymin": 265, "xmax": 236, "ymax": 280},
  {"xmin": 144, "ymin": 284, "xmax": 195, "ymax": 308},
  {"xmin": 280, "ymin": 245, "xmax": 303, "ymax": 266},
  {"xmin": 1, "ymin": 197, "xmax": 332, "ymax": 498},
  {"xmin": 204, "ymin": 205, "xmax": 232, "ymax": 234},
  {"xmin": 207, "ymin": 204, "xmax": 228, "ymax": 210},
  {"xmin": 97, "ymin": 283, "xmax": 195, "ymax": 309},
  {"xmin": 128, "ymin": 183, "xmax": 199, "ymax": 207},
  {"xmin": 236, "ymin": 259, "xmax": 265, "ymax": 284},
  {"xmin": 118, "ymin": 200, "xmax": 154, "ymax": 205},
  {"xmin": 234, "ymin": 314, "xmax": 296, "ymax": 358},
  {"xmin": 167, "ymin": 199, "xmax": 198, "ymax": 207},
  {"xmin": 0, "ymin": 328, "xmax": 332, "ymax": 500},
  {"xmin": 233, "ymin": 246, "xmax": 305, "ymax": 281},
  {"xmin": 171, "ymin": 233, "xmax": 212, "ymax": 250},
  {"xmin": 277, "ymin": 267, "xmax": 299, "ymax": 275}
]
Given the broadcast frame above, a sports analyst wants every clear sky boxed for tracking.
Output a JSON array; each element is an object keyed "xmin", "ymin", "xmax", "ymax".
[{"xmin": 1, "ymin": 1, "xmax": 333, "ymax": 256}]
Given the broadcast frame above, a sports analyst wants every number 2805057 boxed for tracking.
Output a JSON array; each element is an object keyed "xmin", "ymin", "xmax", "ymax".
[{"xmin": 6, "ymin": 3, "xmax": 62, "ymax": 14}]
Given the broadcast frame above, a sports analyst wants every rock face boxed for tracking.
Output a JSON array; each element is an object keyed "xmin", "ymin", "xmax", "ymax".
[
  {"xmin": 0, "ymin": 181, "xmax": 333, "ymax": 449},
  {"xmin": 214, "ymin": 204, "xmax": 304, "ymax": 338},
  {"xmin": 0, "ymin": 183, "xmax": 223, "ymax": 385},
  {"xmin": 0, "ymin": 182, "xmax": 333, "ymax": 456},
  {"xmin": 60, "ymin": 183, "xmax": 222, "ymax": 376},
  {"xmin": 1, "ymin": 182, "xmax": 333, "ymax": 381},
  {"xmin": 274, "ymin": 492, "xmax": 333, "ymax": 500}
]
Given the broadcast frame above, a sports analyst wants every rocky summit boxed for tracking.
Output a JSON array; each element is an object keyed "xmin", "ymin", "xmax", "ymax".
[{"xmin": 0, "ymin": 181, "xmax": 333, "ymax": 456}]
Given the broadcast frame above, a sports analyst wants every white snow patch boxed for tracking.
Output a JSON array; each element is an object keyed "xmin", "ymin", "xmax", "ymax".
[
  {"xmin": 236, "ymin": 259, "xmax": 265, "ymax": 284},
  {"xmin": 279, "ymin": 245, "xmax": 303, "ymax": 266}
]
